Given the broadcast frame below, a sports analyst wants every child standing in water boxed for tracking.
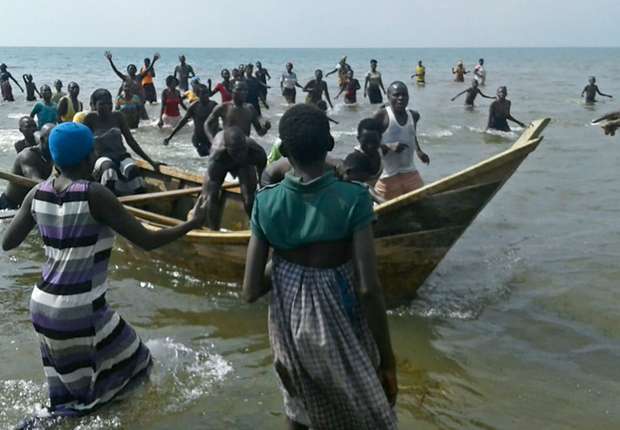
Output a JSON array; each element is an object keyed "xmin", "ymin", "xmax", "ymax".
[
  {"xmin": 581, "ymin": 76, "xmax": 612, "ymax": 104},
  {"xmin": 3, "ymin": 122, "xmax": 207, "ymax": 428},
  {"xmin": 243, "ymin": 104, "xmax": 398, "ymax": 430},
  {"xmin": 22, "ymin": 74, "xmax": 41, "ymax": 101}
]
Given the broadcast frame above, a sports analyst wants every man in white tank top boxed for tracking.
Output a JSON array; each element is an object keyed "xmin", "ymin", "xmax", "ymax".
[{"xmin": 373, "ymin": 81, "xmax": 430, "ymax": 200}]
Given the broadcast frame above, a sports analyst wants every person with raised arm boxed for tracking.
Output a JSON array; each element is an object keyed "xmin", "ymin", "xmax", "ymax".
[{"xmin": 0, "ymin": 63, "xmax": 23, "ymax": 101}]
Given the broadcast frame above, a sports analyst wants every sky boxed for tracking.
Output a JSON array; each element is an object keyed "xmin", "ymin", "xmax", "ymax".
[{"xmin": 1, "ymin": 0, "xmax": 619, "ymax": 48}]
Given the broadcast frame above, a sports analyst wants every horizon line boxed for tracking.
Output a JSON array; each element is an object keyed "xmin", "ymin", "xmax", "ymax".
[{"xmin": 0, "ymin": 45, "xmax": 619, "ymax": 49}]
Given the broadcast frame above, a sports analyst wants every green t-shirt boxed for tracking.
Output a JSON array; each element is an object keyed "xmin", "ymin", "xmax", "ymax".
[
  {"xmin": 267, "ymin": 141, "xmax": 282, "ymax": 165},
  {"xmin": 251, "ymin": 170, "xmax": 375, "ymax": 251}
]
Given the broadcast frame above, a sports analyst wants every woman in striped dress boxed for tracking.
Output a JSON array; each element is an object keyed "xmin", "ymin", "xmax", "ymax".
[{"xmin": 2, "ymin": 122, "xmax": 207, "ymax": 422}]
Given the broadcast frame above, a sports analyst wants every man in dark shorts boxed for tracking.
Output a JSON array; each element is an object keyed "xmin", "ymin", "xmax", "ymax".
[
  {"xmin": 303, "ymin": 69, "xmax": 333, "ymax": 109},
  {"xmin": 255, "ymin": 61, "xmax": 271, "ymax": 108},
  {"xmin": 163, "ymin": 84, "xmax": 218, "ymax": 156},
  {"xmin": 581, "ymin": 76, "xmax": 613, "ymax": 104},
  {"xmin": 174, "ymin": 55, "xmax": 196, "ymax": 92},
  {"xmin": 244, "ymin": 63, "xmax": 268, "ymax": 116},
  {"xmin": 0, "ymin": 123, "xmax": 54, "ymax": 209},
  {"xmin": 14, "ymin": 116, "xmax": 38, "ymax": 153},
  {"xmin": 202, "ymin": 127, "xmax": 266, "ymax": 230},
  {"xmin": 206, "ymin": 81, "xmax": 271, "ymax": 140},
  {"xmin": 280, "ymin": 62, "xmax": 302, "ymax": 104}
]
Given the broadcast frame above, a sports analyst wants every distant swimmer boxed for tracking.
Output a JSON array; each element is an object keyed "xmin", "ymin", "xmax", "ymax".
[
  {"xmin": 592, "ymin": 111, "xmax": 620, "ymax": 136},
  {"xmin": 164, "ymin": 84, "xmax": 218, "ymax": 156},
  {"xmin": 364, "ymin": 59, "xmax": 386, "ymax": 104},
  {"xmin": 255, "ymin": 61, "xmax": 271, "ymax": 108},
  {"xmin": 451, "ymin": 79, "xmax": 495, "ymax": 107},
  {"xmin": 411, "ymin": 60, "xmax": 426, "ymax": 85},
  {"xmin": 206, "ymin": 81, "xmax": 271, "ymax": 140},
  {"xmin": 141, "ymin": 57, "xmax": 157, "ymax": 104},
  {"xmin": 202, "ymin": 127, "xmax": 266, "ymax": 230},
  {"xmin": 22, "ymin": 74, "xmax": 41, "ymax": 101},
  {"xmin": 487, "ymin": 86, "xmax": 526, "ymax": 132},
  {"xmin": 474, "ymin": 58, "xmax": 486, "ymax": 86},
  {"xmin": 280, "ymin": 62, "xmax": 303, "ymax": 104},
  {"xmin": 174, "ymin": 54, "xmax": 196, "ymax": 92},
  {"xmin": 211, "ymin": 69, "xmax": 233, "ymax": 103},
  {"xmin": 84, "ymin": 89, "xmax": 162, "ymax": 195},
  {"xmin": 452, "ymin": 61, "xmax": 469, "ymax": 82},
  {"xmin": 14, "ymin": 116, "xmax": 38, "ymax": 154},
  {"xmin": 326, "ymin": 56, "xmax": 352, "ymax": 89},
  {"xmin": 581, "ymin": 76, "xmax": 612, "ymax": 104},
  {"xmin": 30, "ymin": 85, "xmax": 58, "ymax": 130},
  {"xmin": 57, "ymin": 82, "xmax": 83, "ymax": 123},
  {"xmin": 158, "ymin": 75, "xmax": 187, "ymax": 128},
  {"xmin": 303, "ymin": 69, "xmax": 333, "ymax": 109},
  {"xmin": 51, "ymin": 79, "xmax": 65, "ymax": 104},
  {"xmin": 374, "ymin": 81, "xmax": 430, "ymax": 200},
  {"xmin": 0, "ymin": 123, "xmax": 54, "ymax": 210},
  {"xmin": 0, "ymin": 63, "xmax": 23, "ymax": 102},
  {"xmin": 336, "ymin": 70, "xmax": 361, "ymax": 104}
]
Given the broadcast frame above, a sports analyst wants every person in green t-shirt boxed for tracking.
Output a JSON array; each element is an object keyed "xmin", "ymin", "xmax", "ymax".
[{"xmin": 243, "ymin": 104, "xmax": 398, "ymax": 430}]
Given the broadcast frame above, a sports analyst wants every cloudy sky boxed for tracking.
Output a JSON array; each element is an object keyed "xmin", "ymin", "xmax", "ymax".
[{"xmin": 1, "ymin": 0, "xmax": 618, "ymax": 47}]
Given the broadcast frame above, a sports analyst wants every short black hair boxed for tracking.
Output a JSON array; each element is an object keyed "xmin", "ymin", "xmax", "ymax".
[
  {"xmin": 90, "ymin": 88, "xmax": 111, "ymax": 106},
  {"xmin": 357, "ymin": 118, "xmax": 382, "ymax": 135},
  {"xmin": 279, "ymin": 104, "xmax": 332, "ymax": 165}
]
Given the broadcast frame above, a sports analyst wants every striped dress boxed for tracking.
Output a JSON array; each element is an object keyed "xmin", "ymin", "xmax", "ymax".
[{"xmin": 29, "ymin": 179, "xmax": 152, "ymax": 416}]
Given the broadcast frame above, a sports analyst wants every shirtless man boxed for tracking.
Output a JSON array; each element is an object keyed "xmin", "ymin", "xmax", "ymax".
[
  {"xmin": 581, "ymin": 77, "xmax": 612, "ymax": 104},
  {"xmin": 487, "ymin": 86, "xmax": 526, "ymax": 132},
  {"xmin": 303, "ymin": 69, "xmax": 333, "ymax": 109},
  {"xmin": 451, "ymin": 79, "xmax": 495, "ymax": 107},
  {"xmin": 14, "ymin": 116, "xmax": 38, "ymax": 153},
  {"xmin": 22, "ymin": 74, "xmax": 41, "ymax": 101},
  {"xmin": 174, "ymin": 55, "xmax": 196, "ymax": 92},
  {"xmin": 164, "ymin": 84, "xmax": 218, "ymax": 156},
  {"xmin": 373, "ymin": 81, "xmax": 430, "ymax": 200},
  {"xmin": 51, "ymin": 80, "xmax": 65, "ymax": 104},
  {"xmin": 244, "ymin": 63, "xmax": 269, "ymax": 115},
  {"xmin": 202, "ymin": 127, "xmax": 266, "ymax": 230},
  {"xmin": 83, "ymin": 89, "xmax": 162, "ymax": 195},
  {"xmin": 205, "ymin": 81, "xmax": 271, "ymax": 141},
  {"xmin": 254, "ymin": 61, "xmax": 271, "ymax": 108},
  {"xmin": 0, "ymin": 123, "xmax": 54, "ymax": 209}
]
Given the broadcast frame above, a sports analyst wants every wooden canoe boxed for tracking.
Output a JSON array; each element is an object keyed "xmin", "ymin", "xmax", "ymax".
[{"xmin": 125, "ymin": 118, "xmax": 550, "ymax": 303}]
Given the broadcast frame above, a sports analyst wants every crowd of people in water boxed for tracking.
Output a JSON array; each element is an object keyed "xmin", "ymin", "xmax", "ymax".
[{"xmin": 1, "ymin": 51, "xmax": 618, "ymax": 430}]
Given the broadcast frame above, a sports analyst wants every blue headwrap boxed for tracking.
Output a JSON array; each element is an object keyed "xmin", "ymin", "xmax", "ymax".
[{"xmin": 49, "ymin": 122, "xmax": 94, "ymax": 168}]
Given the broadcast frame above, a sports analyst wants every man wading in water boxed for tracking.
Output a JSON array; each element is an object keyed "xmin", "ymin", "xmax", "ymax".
[{"xmin": 373, "ymin": 81, "xmax": 430, "ymax": 200}]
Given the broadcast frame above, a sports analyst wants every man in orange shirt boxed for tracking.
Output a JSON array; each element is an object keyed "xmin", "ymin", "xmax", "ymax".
[{"xmin": 141, "ymin": 57, "xmax": 157, "ymax": 104}]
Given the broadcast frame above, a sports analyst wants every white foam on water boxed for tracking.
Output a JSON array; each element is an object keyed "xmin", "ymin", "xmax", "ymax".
[
  {"xmin": 6, "ymin": 113, "xmax": 30, "ymax": 120},
  {"xmin": 0, "ymin": 379, "xmax": 48, "ymax": 428},
  {"xmin": 420, "ymin": 129, "xmax": 454, "ymax": 139},
  {"xmin": 146, "ymin": 337, "xmax": 233, "ymax": 413}
]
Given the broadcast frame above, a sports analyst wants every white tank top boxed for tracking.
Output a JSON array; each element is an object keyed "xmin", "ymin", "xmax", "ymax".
[{"xmin": 380, "ymin": 106, "xmax": 417, "ymax": 179}]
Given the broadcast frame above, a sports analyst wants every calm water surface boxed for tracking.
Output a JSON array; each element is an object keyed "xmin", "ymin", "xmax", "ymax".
[{"xmin": 0, "ymin": 48, "xmax": 618, "ymax": 429}]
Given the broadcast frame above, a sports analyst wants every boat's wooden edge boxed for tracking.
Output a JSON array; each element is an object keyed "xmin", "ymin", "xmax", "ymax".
[
  {"xmin": 135, "ymin": 159, "xmax": 240, "ymax": 191},
  {"xmin": 374, "ymin": 118, "xmax": 551, "ymax": 215}
]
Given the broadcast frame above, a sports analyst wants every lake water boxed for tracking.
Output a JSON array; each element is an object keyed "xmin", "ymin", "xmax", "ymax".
[{"xmin": 0, "ymin": 47, "xmax": 619, "ymax": 429}]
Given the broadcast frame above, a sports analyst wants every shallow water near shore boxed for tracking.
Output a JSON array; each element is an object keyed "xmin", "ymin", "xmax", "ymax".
[{"xmin": 1, "ymin": 47, "xmax": 620, "ymax": 429}]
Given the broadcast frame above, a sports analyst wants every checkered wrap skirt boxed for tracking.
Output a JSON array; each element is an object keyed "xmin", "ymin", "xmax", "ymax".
[{"xmin": 268, "ymin": 255, "xmax": 398, "ymax": 429}]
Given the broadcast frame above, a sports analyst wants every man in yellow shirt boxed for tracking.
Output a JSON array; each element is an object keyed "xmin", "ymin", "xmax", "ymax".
[{"xmin": 412, "ymin": 60, "xmax": 426, "ymax": 85}]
